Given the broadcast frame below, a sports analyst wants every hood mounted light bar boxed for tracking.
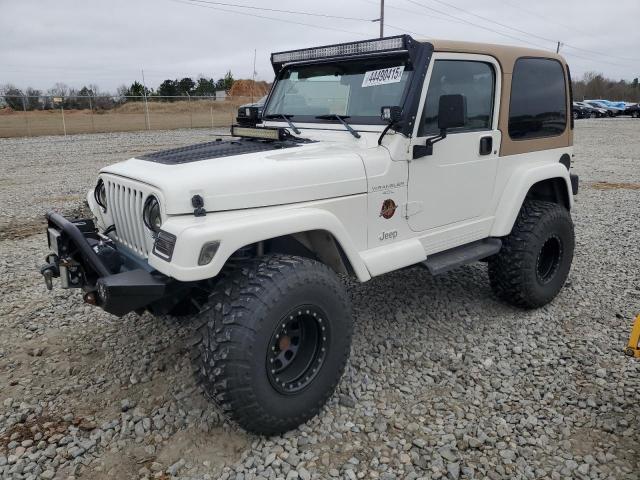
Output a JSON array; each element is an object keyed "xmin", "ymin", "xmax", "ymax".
[
  {"xmin": 231, "ymin": 125, "xmax": 287, "ymax": 141},
  {"xmin": 271, "ymin": 35, "xmax": 411, "ymax": 73}
]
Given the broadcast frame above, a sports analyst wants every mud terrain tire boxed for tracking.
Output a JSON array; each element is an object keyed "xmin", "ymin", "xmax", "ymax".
[
  {"xmin": 489, "ymin": 200, "xmax": 574, "ymax": 309},
  {"xmin": 190, "ymin": 254, "xmax": 353, "ymax": 435}
]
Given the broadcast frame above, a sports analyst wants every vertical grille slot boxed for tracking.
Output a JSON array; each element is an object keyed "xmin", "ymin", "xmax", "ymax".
[{"xmin": 105, "ymin": 179, "xmax": 150, "ymax": 258}]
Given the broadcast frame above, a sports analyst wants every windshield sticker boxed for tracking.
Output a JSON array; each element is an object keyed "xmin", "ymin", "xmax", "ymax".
[{"xmin": 361, "ymin": 66, "xmax": 405, "ymax": 88}]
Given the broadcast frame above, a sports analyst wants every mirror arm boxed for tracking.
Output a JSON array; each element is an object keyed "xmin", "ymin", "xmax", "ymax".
[{"xmin": 413, "ymin": 128, "xmax": 447, "ymax": 158}]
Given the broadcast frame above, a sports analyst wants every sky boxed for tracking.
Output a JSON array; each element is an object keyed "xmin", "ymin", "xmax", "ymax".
[{"xmin": 1, "ymin": 0, "xmax": 639, "ymax": 94}]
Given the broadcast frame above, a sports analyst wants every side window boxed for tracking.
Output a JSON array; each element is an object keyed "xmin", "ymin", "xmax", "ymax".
[
  {"xmin": 419, "ymin": 60, "xmax": 495, "ymax": 136},
  {"xmin": 509, "ymin": 58, "xmax": 567, "ymax": 140}
]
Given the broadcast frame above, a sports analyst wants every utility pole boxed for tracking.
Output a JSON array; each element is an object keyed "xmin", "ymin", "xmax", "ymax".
[{"xmin": 379, "ymin": 0, "xmax": 384, "ymax": 38}]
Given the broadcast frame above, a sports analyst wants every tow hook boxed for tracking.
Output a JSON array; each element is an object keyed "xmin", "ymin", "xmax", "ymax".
[{"xmin": 40, "ymin": 254, "xmax": 60, "ymax": 291}]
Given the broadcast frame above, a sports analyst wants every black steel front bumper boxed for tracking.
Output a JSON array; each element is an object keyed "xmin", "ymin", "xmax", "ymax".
[{"xmin": 41, "ymin": 211, "xmax": 174, "ymax": 317}]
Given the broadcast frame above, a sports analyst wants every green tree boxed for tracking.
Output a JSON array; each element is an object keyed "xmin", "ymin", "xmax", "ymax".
[
  {"xmin": 194, "ymin": 77, "xmax": 216, "ymax": 96},
  {"xmin": 77, "ymin": 86, "xmax": 95, "ymax": 109},
  {"xmin": 177, "ymin": 77, "xmax": 195, "ymax": 96},
  {"xmin": 157, "ymin": 79, "xmax": 179, "ymax": 100},
  {"xmin": 125, "ymin": 81, "xmax": 150, "ymax": 100},
  {"xmin": 216, "ymin": 70, "xmax": 234, "ymax": 92}
]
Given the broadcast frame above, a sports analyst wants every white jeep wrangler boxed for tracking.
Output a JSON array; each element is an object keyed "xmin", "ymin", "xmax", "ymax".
[{"xmin": 41, "ymin": 35, "xmax": 579, "ymax": 434}]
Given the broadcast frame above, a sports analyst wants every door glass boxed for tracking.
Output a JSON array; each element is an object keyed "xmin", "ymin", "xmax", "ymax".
[{"xmin": 419, "ymin": 60, "xmax": 495, "ymax": 136}]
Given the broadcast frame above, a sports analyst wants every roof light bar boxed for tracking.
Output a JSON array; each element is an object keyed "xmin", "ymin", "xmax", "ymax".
[
  {"xmin": 271, "ymin": 36, "xmax": 407, "ymax": 66},
  {"xmin": 231, "ymin": 125, "xmax": 284, "ymax": 141}
]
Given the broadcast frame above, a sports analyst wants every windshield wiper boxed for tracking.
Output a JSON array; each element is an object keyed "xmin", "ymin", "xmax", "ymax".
[
  {"xmin": 315, "ymin": 114, "xmax": 361, "ymax": 139},
  {"xmin": 263, "ymin": 114, "xmax": 300, "ymax": 135}
]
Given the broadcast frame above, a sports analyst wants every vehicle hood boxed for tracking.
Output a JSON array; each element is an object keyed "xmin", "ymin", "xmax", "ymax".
[{"xmin": 100, "ymin": 140, "xmax": 368, "ymax": 214}]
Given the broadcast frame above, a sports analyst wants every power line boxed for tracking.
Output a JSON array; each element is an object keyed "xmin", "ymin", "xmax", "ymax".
[
  {"xmin": 402, "ymin": 0, "xmax": 635, "ymax": 68},
  {"xmin": 424, "ymin": 0, "xmax": 640, "ymax": 64},
  {"xmin": 427, "ymin": 0, "xmax": 559, "ymax": 45},
  {"xmin": 182, "ymin": 0, "xmax": 377, "ymax": 22},
  {"xmin": 402, "ymin": 0, "xmax": 550, "ymax": 49},
  {"xmin": 170, "ymin": 0, "xmax": 369, "ymax": 37},
  {"xmin": 358, "ymin": 0, "xmax": 470, "ymax": 27},
  {"xmin": 496, "ymin": 0, "xmax": 591, "ymax": 37}
]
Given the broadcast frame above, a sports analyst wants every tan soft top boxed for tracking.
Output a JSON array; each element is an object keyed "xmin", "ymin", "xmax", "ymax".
[
  {"xmin": 420, "ymin": 39, "xmax": 567, "ymax": 72},
  {"xmin": 416, "ymin": 38, "xmax": 572, "ymax": 156}
]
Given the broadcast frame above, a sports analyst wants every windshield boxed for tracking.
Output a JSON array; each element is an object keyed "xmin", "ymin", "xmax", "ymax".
[{"xmin": 264, "ymin": 56, "xmax": 413, "ymax": 124}]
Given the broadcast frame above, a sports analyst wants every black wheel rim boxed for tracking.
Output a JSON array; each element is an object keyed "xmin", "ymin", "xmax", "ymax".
[
  {"xmin": 267, "ymin": 305, "xmax": 329, "ymax": 394},
  {"xmin": 536, "ymin": 235, "xmax": 563, "ymax": 284}
]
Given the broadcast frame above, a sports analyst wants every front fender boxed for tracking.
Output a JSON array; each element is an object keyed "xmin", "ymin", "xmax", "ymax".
[
  {"xmin": 491, "ymin": 162, "xmax": 573, "ymax": 237},
  {"xmin": 148, "ymin": 200, "xmax": 372, "ymax": 282}
]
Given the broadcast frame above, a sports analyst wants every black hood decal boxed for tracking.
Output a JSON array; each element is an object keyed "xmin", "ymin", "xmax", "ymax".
[{"xmin": 139, "ymin": 137, "xmax": 313, "ymax": 165}]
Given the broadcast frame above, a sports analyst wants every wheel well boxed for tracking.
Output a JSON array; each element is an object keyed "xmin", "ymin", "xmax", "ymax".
[
  {"xmin": 227, "ymin": 230, "xmax": 355, "ymax": 277},
  {"xmin": 526, "ymin": 177, "xmax": 570, "ymax": 210}
]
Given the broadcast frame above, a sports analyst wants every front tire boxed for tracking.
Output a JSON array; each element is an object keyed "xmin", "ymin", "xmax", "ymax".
[
  {"xmin": 488, "ymin": 200, "xmax": 574, "ymax": 309},
  {"xmin": 191, "ymin": 254, "xmax": 353, "ymax": 435}
]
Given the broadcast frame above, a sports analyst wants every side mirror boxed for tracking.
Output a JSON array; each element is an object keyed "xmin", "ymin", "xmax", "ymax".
[
  {"xmin": 412, "ymin": 94, "xmax": 467, "ymax": 159},
  {"xmin": 380, "ymin": 106, "xmax": 402, "ymax": 124},
  {"xmin": 437, "ymin": 94, "xmax": 466, "ymax": 130}
]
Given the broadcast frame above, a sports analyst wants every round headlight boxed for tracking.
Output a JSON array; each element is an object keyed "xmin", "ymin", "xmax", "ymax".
[
  {"xmin": 94, "ymin": 179, "xmax": 107, "ymax": 212},
  {"xmin": 143, "ymin": 195, "xmax": 162, "ymax": 233}
]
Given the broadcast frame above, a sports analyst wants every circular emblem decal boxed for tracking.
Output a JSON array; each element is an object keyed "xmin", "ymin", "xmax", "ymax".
[{"xmin": 380, "ymin": 199, "xmax": 397, "ymax": 219}]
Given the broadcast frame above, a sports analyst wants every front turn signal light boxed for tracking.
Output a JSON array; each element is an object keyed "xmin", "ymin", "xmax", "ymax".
[{"xmin": 198, "ymin": 241, "xmax": 220, "ymax": 266}]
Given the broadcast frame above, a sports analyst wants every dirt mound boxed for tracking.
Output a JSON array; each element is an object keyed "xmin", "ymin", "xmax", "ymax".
[
  {"xmin": 590, "ymin": 181, "xmax": 640, "ymax": 190},
  {"xmin": 229, "ymin": 80, "xmax": 271, "ymax": 98}
]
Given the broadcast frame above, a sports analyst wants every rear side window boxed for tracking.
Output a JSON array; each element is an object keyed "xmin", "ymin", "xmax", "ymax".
[
  {"xmin": 508, "ymin": 58, "xmax": 567, "ymax": 140},
  {"xmin": 419, "ymin": 60, "xmax": 495, "ymax": 136}
]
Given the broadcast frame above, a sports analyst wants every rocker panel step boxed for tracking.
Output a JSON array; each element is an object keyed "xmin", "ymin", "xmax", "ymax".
[{"xmin": 423, "ymin": 238, "xmax": 502, "ymax": 276}]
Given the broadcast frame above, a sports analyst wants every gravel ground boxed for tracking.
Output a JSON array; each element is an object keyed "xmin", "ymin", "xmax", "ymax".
[{"xmin": 1, "ymin": 120, "xmax": 639, "ymax": 480}]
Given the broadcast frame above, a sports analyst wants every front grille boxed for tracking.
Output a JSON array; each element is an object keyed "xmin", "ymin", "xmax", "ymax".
[
  {"xmin": 105, "ymin": 180, "xmax": 150, "ymax": 257},
  {"xmin": 153, "ymin": 230, "xmax": 176, "ymax": 261}
]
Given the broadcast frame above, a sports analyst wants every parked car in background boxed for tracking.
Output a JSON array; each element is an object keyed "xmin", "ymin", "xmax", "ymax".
[
  {"xmin": 574, "ymin": 101, "xmax": 606, "ymax": 118},
  {"xmin": 595, "ymin": 99, "xmax": 627, "ymax": 114},
  {"xmin": 572, "ymin": 102, "xmax": 593, "ymax": 119},
  {"xmin": 585, "ymin": 100, "xmax": 622, "ymax": 117},
  {"xmin": 624, "ymin": 103, "xmax": 640, "ymax": 118},
  {"xmin": 236, "ymin": 95, "xmax": 267, "ymax": 126},
  {"xmin": 599, "ymin": 100, "xmax": 627, "ymax": 110}
]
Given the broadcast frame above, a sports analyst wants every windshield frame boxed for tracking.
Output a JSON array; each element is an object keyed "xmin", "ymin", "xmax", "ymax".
[{"xmin": 263, "ymin": 40, "xmax": 433, "ymax": 135}]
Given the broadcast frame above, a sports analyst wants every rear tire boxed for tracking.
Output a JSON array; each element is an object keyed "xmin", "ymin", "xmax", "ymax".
[
  {"xmin": 488, "ymin": 200, "xmax": 574, "ymax": 309},
  {"xmin": 190, "ymin": 254, "xmax": 353, "ymax": 435}
]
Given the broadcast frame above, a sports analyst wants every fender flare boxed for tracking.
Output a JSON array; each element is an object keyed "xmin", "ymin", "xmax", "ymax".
[
  {"xmin": 152, "ymin": 206, "xmax": 372, "ymax": 282},
  {"xmin": 490, "ymin": 163, "xmax": 573, "ymax": 237}
]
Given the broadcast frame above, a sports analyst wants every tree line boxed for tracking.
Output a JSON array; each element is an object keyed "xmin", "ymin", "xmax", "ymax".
[
  {"xmin": 2, "ymin": 70, "xmax": 639, "ymax": 111},
  {"xmin": 0, "ymin": 71, "xmax": 235, "ymax": 111},
  {"xmin": 573, "ymin": 72, "xmax": 639, "ymax": 102}
]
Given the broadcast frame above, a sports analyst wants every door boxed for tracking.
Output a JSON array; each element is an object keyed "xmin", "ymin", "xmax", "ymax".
[{"xmin": 408, "ymin": 54, "xmax": 501, "ymax": 232}]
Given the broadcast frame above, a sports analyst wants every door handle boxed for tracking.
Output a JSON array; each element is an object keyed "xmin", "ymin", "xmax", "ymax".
[{"xmin": 479, "ymin": 136, "xmax": 493, "ymax": 156}]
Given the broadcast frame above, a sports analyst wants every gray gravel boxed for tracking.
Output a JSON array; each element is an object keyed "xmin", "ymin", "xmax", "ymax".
[{"xmin": 1, "ymin": 120, "xmax": 639, "ymax": 479}]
